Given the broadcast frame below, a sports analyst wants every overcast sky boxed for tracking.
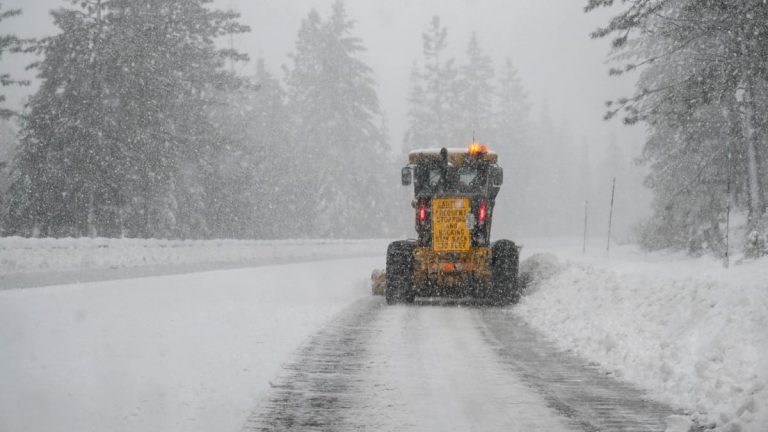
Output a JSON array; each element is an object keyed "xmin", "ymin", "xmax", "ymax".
[{"xmin": 1, "ymin": 0, "xmax": 644, "ymax": 154}]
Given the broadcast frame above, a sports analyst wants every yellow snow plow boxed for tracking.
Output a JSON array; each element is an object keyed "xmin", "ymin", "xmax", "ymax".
[{"xmin": 374, "ymin": 145, "xmax": 520, "ymax": 305}]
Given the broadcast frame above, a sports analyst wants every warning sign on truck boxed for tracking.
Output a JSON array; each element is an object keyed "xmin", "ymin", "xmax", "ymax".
[{"xmin": 431, "ymin": 198, "xmax": 471, "ymax": 252}]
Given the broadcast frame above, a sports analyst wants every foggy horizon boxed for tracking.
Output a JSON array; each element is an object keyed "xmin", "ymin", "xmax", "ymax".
[
  {"xmin": 0, "ymin": 0, "xmax": 653, "ymax": 240},
  {"xmin": 2, "ymin": 0, "xmax": 644, "ymax": 154}
]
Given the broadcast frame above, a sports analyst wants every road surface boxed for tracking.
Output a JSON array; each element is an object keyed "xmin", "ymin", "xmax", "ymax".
[
  {"xmin": 1, "ymin": 256, "xmax": 687, "ymax": 432},
  {"xmin": 244, "ymin": 297, "xmax": 678, "ymax": 432}
]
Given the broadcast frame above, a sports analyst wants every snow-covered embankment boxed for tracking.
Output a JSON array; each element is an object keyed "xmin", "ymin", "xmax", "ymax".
[
  {"xmin": 0, "ymin": 257, "xmax": 381, "ymax": 432},
  {"xmin": 0, "ymin": 237, "xmax": 388, "ymax": 275},
  {"xmin": 516, "ymin": 249, "xmax": 768, "ymax": 432}
]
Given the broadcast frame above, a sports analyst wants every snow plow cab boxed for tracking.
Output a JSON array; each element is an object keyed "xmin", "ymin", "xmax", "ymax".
[{"xmin": 381, "ymin": 145, "xmax": 521, "ymax": 305}]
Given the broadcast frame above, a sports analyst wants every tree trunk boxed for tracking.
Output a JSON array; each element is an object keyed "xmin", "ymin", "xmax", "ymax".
[
  {"xmin": 737, "ymin": 74, "xmax": 764, "ymax": 228},
  {"xmin": 87, "ymin": 190, "xmax": 96, "ymax": 238},
  {"xmin": 757, "ymin": 131, "xmax": 767, "ymax": 214}
]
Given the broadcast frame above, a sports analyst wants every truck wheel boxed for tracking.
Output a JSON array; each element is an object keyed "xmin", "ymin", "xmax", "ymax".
[
  {"xmin": 385, "ymin": 241, "xmax": 416, "ymax": 305},
  {"xmin": 491, "ymin": 240, "xmax": 520, "ymax": 305}
]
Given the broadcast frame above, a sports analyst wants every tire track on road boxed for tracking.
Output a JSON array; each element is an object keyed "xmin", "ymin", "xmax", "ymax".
[
  {"xmin": 242, "ymin": 297, "xmax": 383, "ymax": 431},
  {"xmin": 478, "ymin": 308, "xmax": 680, "ymax": 431},
  {"xmin": 244, "ymin": 299, "xmax": 682, "ymax": 432}
]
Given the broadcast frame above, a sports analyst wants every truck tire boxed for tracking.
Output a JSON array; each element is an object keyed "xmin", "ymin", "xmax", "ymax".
[
  {"xmin": 385, "ymin": 241, "xmax": 416, "ymax": 305},
  {"xmin": 491, "ymin": 240, "xmax": 520, "ymax": 305}
]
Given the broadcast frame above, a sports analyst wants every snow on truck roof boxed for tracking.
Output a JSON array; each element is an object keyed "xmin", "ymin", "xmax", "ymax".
[{"xmin": 408, "ymin": 146, "xmax": 498, "ymax": 164}]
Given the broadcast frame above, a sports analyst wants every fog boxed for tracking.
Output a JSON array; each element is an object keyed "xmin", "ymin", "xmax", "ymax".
[
  {"xmin": 3, "ymin": 0, "xmax": 641, "ymax": 148},
  {"xmin": 1, "ymin": 4, "xmax": 766, "ymax": 431},
  {"xmin": 0, "ymin": 0, "xmax": 652, "ymax": 241}
]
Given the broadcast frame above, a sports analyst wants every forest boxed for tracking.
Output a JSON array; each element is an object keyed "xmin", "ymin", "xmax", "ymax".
[
  {"xmin": 587, "ymin": 0, "xmax": 768, "ymax": 258},
  {"xmin": 0, "ymin": 0, "xmax": 765, "ymax": 258}
]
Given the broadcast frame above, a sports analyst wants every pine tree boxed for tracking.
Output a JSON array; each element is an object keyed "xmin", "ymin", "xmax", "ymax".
[
  {"xmin": 106, "ymin": 0, "xmax": 249, "ymax": 239},
  {"xmin": 5, "ymin": 4, "xmax": 111, "ymax": 237},
  {"xmin": 282, "ymin": 9, "xmax": 325, "ymax": 238},
  {"xmin": 454, "ymin": 32, "xmax": 495, "ymax": 145},
  {"xmin": 492, "ymin": 57, "xmax": 531, "ymax": 234},
  {"xmin": 404, "ymin": 16, "xmax": 459, "ymax": 150},
  {"xmin": 0, "ymin": 3, "xmax": 27, "ymax": 229},
  {"xmin": 241, "ymin": 59, "xmax": 292, "ymax": 239},
  {"xmin": 4, "ymin": 0, "xmax": 249, "ymax": 238},
  {"xmin": 201, "ymin": 59, "xmax": 290, "ymax": 239},
  {"xmin": 494, "ymin": 58, "xmax": 529, "ymax": 152},
  {"xmin": 530, "ymin": 102, "xmax": 565, "ymax": 233},
  {"xmin": 636, "ymin": 103, "xmax": 732, "ymax": 254},
  {"xmin": 588, "ymin": 0, "xmax": 768, "ymax": 256},
  {"xmin": 284, "ymin": 1, "xmax": 389, "ymax": 238},
  {"xmin": 0, "ymin": 3, "xmax": 27, "ymax": 119}
]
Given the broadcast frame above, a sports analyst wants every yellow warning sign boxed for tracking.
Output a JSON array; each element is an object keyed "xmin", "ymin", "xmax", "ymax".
[{"xmin": 432, "ymin": 198, "xmax": 471, "ymax": 252}]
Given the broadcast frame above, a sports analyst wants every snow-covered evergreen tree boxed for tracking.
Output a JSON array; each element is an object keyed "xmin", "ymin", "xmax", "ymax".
[
  {"xmin": 530, "ymin": 103, "xmax": 570, "ymax": 233},
  {"xmin": 588, "ymin": 0, "xmax": 768, "ymax": 256},
  {"xmin": 494, "ymin": 62, "xmax": 530, "ymax": 143},
  {"xmin": 494, "ymin": 58, "xmax": 529, "ymax": 153},
  {"xmin": 0, "ymin": 3, "xmax": 26, "ymax": 119},
  {"xmin": 0, "ymin": 3, "xmax": 27, "ymax": 229},
  {"xmin": 404, "ymin": 16, "xmax": 459, "ymax": 150},
  {"xmin": 3, "ymin": 0, "xmax": 249, "ymax": 238},
  {"xmin": 491, "ymin": 57, "xmax": 531, "ymax": 235},
  {"xmin": 201, "ymin": 59, "xmax": 291, "ymax": 239},
  {"xmin": 241, "ymin": 60, "xmax": 292, "ymax": 239},
  {"xmin": 453, "ymin": 32, "xmax": 495, "ymax": 145},
  {"xmin": 284, "ymin": 1, "xmax": 389, "ymax": 238},
  {"xmin": 4, "ymin": 4, "xmax": 111, "ymax": 237}
]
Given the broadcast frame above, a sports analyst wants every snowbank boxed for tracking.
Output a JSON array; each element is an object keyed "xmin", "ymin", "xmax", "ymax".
[
  {"xmin": 516, "ymin": 244, "xmax": 768, "ymax": 432},
  {"xmin": 0, "ymin": 237, "xmax": 388, "ymax": 275}
]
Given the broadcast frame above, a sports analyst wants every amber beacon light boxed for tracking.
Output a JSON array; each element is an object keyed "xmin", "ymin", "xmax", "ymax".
[{"xmin": 468, "ymin": 143, "xmax": 489, "ymax": 156}]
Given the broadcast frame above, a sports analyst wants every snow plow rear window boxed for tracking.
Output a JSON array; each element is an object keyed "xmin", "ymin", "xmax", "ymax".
[{"xmin": 416, "ymin": 164, "xmax": 488, "ymax": 195}]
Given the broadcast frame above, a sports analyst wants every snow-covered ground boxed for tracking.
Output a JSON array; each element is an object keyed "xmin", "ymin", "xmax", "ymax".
[
  {"xmin": 358, "ymin": 306, "xmax": 576, "ymax": 431},
  {"xmin": 516, "ymin": 237, "xmax": 768, "ymax": 432},
  {"xmin": 0, "ymin": 237, "xmax": 387, "ymax": 276},
  {"xmin": 2, "ymin": 236, "xmax": 765, "ymax": 432},
  {"xmin": 0, "ymin": 257, "xmax": 379, "ymax": 432}
]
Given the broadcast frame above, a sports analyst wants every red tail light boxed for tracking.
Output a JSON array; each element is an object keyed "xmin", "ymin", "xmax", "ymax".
[
  {"xmin": 478, "ymin": 201, "xmax": 488, "ymax": 223},
  {"xmin": 418, "ymin": 200, "xmax": 427, "ymax": 224}
]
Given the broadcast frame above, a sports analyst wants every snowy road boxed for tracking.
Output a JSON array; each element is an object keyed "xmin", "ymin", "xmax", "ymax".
[
  {"xmin": 245, "ymin": 297, "xmax": 677, "ymax": 432},
  {"xmin": 2, "ymin": 252, "xmax": 695, "ymax": 432},
  {"xmin": 0, "ymin": 258, "xmax": 380, "ymax": 432}
]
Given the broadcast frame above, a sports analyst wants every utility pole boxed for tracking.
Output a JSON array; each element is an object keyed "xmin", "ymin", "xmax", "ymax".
[
  {"xmin": 725, "ymin": 134, "xmax": 733, "ymax": 268},
  {"xmin": 583, "ymin": 200, "xmax": 588, "ymax": 254},
  {"xmin": 606, "ymin": 177, "xmax": 616, "ymax": 254}
]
